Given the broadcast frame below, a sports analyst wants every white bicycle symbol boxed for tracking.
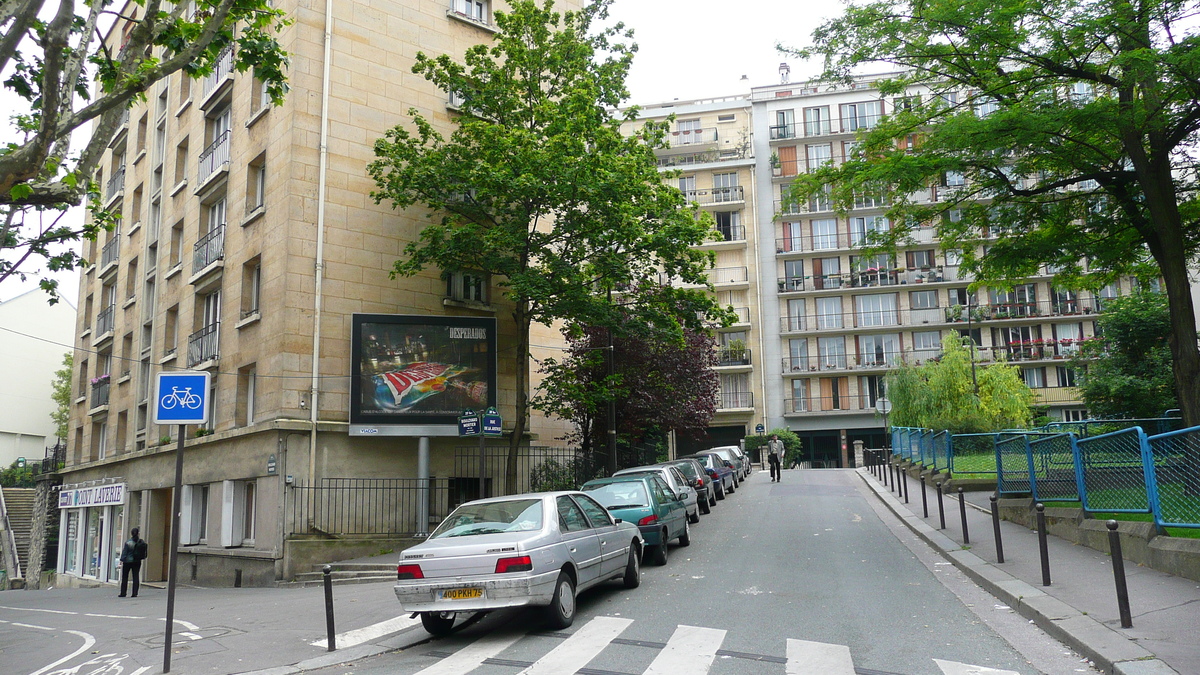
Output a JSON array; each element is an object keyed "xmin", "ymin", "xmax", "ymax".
[{"xmin": 160, "ymin": 386, "xmax": 202, "ymax": 410}]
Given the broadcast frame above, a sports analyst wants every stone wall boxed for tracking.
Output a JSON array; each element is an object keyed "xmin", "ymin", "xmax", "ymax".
[{"xmin": 24, "ymin": 475, "xmax": 60, "ymax": 590}]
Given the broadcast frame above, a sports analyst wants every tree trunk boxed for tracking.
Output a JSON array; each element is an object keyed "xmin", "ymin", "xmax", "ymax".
[{"xmin": 506, "ymin": 309, "xmax": 531, "ymax": 495}]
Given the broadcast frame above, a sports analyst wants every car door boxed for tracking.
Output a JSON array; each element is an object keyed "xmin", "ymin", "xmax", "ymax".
[
  {"xmin": 667, "ymin": 466, "xmax": 697, "ymax": 514},
  {"xmin": 650, "ymin": 477, "xmax": 685, "ymax": 540},
  {"xmin": 556, "ymin": 495, "xmax": 601, "ymax": 586},
  {"xmin": 573, "ymin": 494, "xmax": 625, "ymax": 578}
]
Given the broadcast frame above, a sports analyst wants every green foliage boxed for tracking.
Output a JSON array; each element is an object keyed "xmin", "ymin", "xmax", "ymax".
[
  {"xmin": 789, "ymin": 0, "xmax": 1200, "ymax": 426},
  {"xmin": 49, "ymin": 352, "xmax": 72, "ymax": 440},
  {"xmin": 1072, "ymin": 291, "xmax": 1179, "ymax": 418},
  {"xmin": 887, "ymin": 334, "xmax": 1033, "ymax": 432},
  {"xmin": 528, "ymin": 457, "xmax": 599, "ymax": 492},
  {"xmin": 744, "ymin": 427, "xmax": 802, "ymax": 462},
  {"xmin": 0, "ymin": 460, "xmax": 35, "ymax": 488}
]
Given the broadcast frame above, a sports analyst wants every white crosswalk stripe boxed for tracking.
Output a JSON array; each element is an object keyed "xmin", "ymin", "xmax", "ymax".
[
  {"xmin": 934, "ymin": 658, "xmax": 1022, "ymax": 675},
  {"xmin": 643, "ymin": 625, "xmax": 726, "ymax": 675},
  {"xmin": 414, "ymin": 630, "xmax": 525, "ymax": 675},
  {"xmin": 786, "ymin": 638, "xmax": 856, "ymax": 675},
  {"xmin": 516, "ymin": 615, "xmax": 633, "ymax": 675}
]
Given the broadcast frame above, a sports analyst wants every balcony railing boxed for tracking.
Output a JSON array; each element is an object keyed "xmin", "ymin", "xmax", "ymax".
[
  {"xmin": 694, "ymin": 186, "xmax": 744, "ymax": 205},
  {"xmin": 193, "ymin": 225, "xmax": 226, "ymax": 272},
  {"xmin": 782, "ymin": 350, "xmax": 905, "ymax": 373},
  {"xmin": 657, "ymin": 150, "xmax": 745, "ymax": 168},
  {"xmin": 783, "ymin": 397, "xmax": 809, "ymax": 413},
  {"xmin": 203, "ymin": 47, "xmax": 233, "ymax": 98},
  {"xmin": 778, "ymin": 277, "xmax": 806, "ymax": 293},
  {"xmin": 100, "ymin": 237, "xmax": 120, "ymax": 269},
  {"xmin": 713, "ymin": 223, "xmax": 745, "ymax": 242},
  {"xmin": 716, "ymin": 348, "xmax": 751, "ymax": 367},
  {"xmin": 666, "ymin": 127, "xmax": 717, "ymax": 148},
  {"xmin": 187, "ymin": 322, "xmax": 220, "ymax": 367},
  {"xmin": 198, "ymin": 130, "xmax": 231, "ymax": 185},
  {"xmin": 727, "ymin": 306, "xmax": 750, "ymax": 323},
  {"xmin": 96, "ymin": 304, "xmax": 115, "ymax": 336},
  {"xmin": 717, "ymin": 391, "xmax": 753, "ymax": 409},
  {"xmin": 709, "ymin": 266, "xmax": 748, "ymax": 284},
  {"xmin": 105, "ymin": 165, "xmax": 125, "ymax": 201},
  {"xmin": 776, "ymin": 233, "xmax": 850, "ymax": 253},
  {"xmin": 90, "ymin": 380, "xmax": 110, "ymax": 409},
  {"xmin": 840, "ymin": 114, "xmax": 883, "ymax": 134},
  {"xmin": 1032, "ymin": 387, "xmax": 1083, "ymax": 404}
]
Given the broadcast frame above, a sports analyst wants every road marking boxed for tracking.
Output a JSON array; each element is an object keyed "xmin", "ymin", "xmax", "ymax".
[
  {"xmin": 28, "ymin": 629, "xmax": 95, "ymax": 675},
  {"xmin": 644, "ymin": 625, "xmax": 726, "ymax": 675},
  {"xmin": 786, "ymin": 638, "xmax": 855, "ymax": 675},
  {"xmin": 13, "ymin": 622, "xmax": 53, "ymax": 630},
  {"xmin": 180, "ymin": 631, "xmax": 204, "ymax": 641},
  {"xmin": 934, "ymin": 658, "xmax": 1021, "ymax": 675},
  {"xmin": 414, "ymin": 631, "xmax": 525, "ymax": 675},
  {"xmin": 0, "ymin": 606, "xmax": 142, "ymax": 620},
  {"xmin": 309, "ymin": 614, "xmax": 422, "ymax": 649},
  {"xmin": 157, "ymin": 617, "xmax": 201, "ymax": 631},
  {"xmin": 517, "ymin": 616, "xmax": 633, "ymax": 675}
]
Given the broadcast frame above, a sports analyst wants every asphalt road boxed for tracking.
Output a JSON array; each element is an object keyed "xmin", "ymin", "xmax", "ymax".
[{"xmin": 303, "ymin": 469, "xmax": 1101, "ymax": 675}]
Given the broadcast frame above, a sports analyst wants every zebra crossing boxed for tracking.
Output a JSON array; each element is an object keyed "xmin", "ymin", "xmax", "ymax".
[{"xmin": 407, "ymin": 616, "xmax": 1023, "ymax": 675}]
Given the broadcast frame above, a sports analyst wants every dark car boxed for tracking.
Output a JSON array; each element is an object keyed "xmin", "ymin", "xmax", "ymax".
[
  {"xmin": 661, "ymin": 458, "xmax": 713, "ymax": 513},
  {"xmin": 682, "ymin": 452, "xmax": 735, "ymax": 498},
  {"xmin": 582, "ymin": 474, "xmax": 690, "ymax": 565},
  {"xmin": 705, "ymin": 447, "xmax": 744, "ymax": 486}
]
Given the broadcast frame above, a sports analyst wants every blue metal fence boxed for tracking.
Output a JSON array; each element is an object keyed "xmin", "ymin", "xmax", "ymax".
[{"xmin": 1028, "ymin": 433, "xmax": 1080, "ymax": 503}]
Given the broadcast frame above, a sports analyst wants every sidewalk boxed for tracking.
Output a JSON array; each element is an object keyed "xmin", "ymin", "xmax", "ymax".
[{"xmin": 859, "ymin": 466, "xmax": 1199, "ymax": 675}]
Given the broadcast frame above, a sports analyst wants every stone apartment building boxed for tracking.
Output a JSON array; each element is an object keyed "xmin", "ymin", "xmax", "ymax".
[{"xmin": 58, "ymin": 0, "xmax": 578, "ymax": 588}]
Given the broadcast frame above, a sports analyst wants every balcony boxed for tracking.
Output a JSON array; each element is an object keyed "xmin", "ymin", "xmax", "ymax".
[
  {"xmin": 781, "ymin": 315, "xmax": 807, "ymax": 333},
  {"xmin": 694, "ymin": 186, "xmax": 744, "ymax": 206},
  {"xmin": 657, "ymin": 150, "xmax": 748, "ymax": 168},
  {"xmin": 202, "ymin": 47, "xmax": 234, "ymax": 100},
  {"xmin": 100, "ymin": 237, "xmax": 120, "ymax": 274},
  {"xmin": 187, "ymin": 322, "xmax": 220, "ymax": 367},
  {"xmin": 773, "ymin": 199, "xmax": 809, "ymax": 217},
  {"xmin": 839, "ymin": 114, "xmax": 883, "ymax": 134},
  {"xmin": 709, "ymin": 266, "xmax": 748, "ymax": 285},
  {"xmin": 198, "ymin": 130, "xmax": 231, "ymax": 186},
  {"xmin": 1032, "ymin": 387, "xmax": 1083, "ymax": 404},
  {"xmin": 664, "ymin": 127, "xmax": 718, "ymax": 150},
  {"xmin": 782, "ymin": 397, "xmax": 809, "ymax": 414},
  {"xmin": 105, "ymin": 165, "xmax": 125, "ymax": 203},
  {"xmin": 716, "ymin": 348, "xmax": 751, "ymax": 367},
  {"xmin": 711, "ymin": 223, "xmax": 745, "ymax": 243},
  {"xmin": 109, "ymin": 109, "xmax": 129, "ymax": 148},
  {"xmin": 95, "ymin": 304, "xmax": 115, "ymax": 338},
  {"xmin": 782, "ymin": 350, "xmax": 906, "ymax": 374},
  {"xmin": 193, "ymin": 225, "xmax": 226, "ymax": 275},
  {"xmin": 89, "ymin": 379, "xmax": 110, "ymax": 412},
  {"xmin": 716, "ymin": 391, "xmax": 754, "ymax": 410},
  {"xmin": 777, "ymin": 277, "xmax": 806, "ymax": 293},
  {"xmin": 776, "ymin": 233, "xmax": 849, "ymax": 254},
  {"xmin": 727, "ymin": 306, "xmax": 750, "ymax": 324},
  {"xmin": 769, "ymin": 123, "xmax": 798, "ymax": 141}
]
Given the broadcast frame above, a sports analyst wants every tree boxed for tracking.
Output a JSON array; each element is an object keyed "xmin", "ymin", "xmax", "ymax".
[
  {"xmin": 1, "ymin": 0, "xmax": 290, "ymax": 298},
  {"xmin": 887, "ymin": 334, "xmax": 1033, "ymax": 432},
  {"xmin": 369, "ymin": 0, "xmax": 726, "ymax": 493},
  {"xmin": 1071, "ymin": 291, "xmax": 1178, "ymax": 419},
  {"xmin": 789, "ymin": 0, "xmax": 1200, "ymax": 428},
  {"xmin": 744, "ymin": 427, "xmax": 801, "ymax": 464},
  {"xmin": 49, "ymin": 351, "xmax": 72, "ymax": 440}
]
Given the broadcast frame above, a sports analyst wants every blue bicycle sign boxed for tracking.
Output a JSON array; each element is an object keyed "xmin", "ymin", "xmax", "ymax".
[{"xmin": 153, "ymin": 371, "xmax": 211, "ymax": 424}]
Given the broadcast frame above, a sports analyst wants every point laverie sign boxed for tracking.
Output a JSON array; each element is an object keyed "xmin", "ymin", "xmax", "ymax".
[{"xmin": 59, "ymin": 483, "xmax": 126, "ymax": 509}]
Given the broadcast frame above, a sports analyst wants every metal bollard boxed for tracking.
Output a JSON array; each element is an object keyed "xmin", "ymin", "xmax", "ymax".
[
  {"xmin": 921, "ymin": 473, "xmax": 929, "ymax": 518},
  {"xmin": 936, "ymin": 480, "xmax": 946, "ymax": 530},
  {"xmin": 957, "ymin": 487, "xmax": 969, "ymax": 544},
  {"xmin": 902, "ymin": 466, "xmax": 910, "ymax": 503},
  {"xmin": 1107, "ymin": 521, "xmax": 1133, "ymax": 628},
  {"xmin": 323, "ymin": 565, "xmax": 336, "ymax": 651},
  {"xmin": 1035, "ymin": 503, "xmax": 1051, "ymax": 586},
  {"xmin": 990, "ymin": 494, "xmax": 1005, "ymax": 564}
]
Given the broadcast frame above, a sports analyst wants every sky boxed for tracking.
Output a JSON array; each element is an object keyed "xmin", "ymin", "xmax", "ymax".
[{"xmin": 0, "ymin": 0, "xmax": 847, "ymax": 303}]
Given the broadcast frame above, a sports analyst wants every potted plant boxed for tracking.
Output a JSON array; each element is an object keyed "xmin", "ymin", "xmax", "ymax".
[
  {"xmin": 770, "ymin": 152, "xmax": 782, "ymax": 176},
  {"xmin": 945, "ymin": 305, "xmax": 964, "ymax": 322}
]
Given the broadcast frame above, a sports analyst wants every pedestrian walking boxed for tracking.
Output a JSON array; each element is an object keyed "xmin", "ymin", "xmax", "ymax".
[
  {"xmin": 767, "ymin": 434, "xmax": 785, "ymax": 482},
  {"xmin": 118, "ymin": 527, "xmax": 147, "ymax": 598}
]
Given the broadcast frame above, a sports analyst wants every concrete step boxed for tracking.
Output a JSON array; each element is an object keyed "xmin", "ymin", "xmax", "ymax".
[
  {"xmin": 2, "ymin": 488, "xmax": 36, "ymax": 574},
  {"xmin": 295, "ymin": 569, "xmax": 395, "ymax": 582},
  {"xmin": 277, "ymin": 574, "xmax": 397, "ymax": 589}
]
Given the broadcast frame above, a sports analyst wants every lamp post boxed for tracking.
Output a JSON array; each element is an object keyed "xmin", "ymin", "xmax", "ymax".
[
  {"xmin": 876, "ymin": 395, "xmax": 892, "ymax": 454},
  {"xmin": 965, "ymin": 296, "xmax": 979, "ymax": 394}
]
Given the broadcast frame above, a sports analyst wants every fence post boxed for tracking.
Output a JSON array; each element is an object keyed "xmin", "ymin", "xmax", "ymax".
[
  {"xmin": 990, "ymin": 494, "xmax": 1004, "ymax": 563},
  {"xmin": 1036, "ymin": 503, "xmax": 1051, "ymax": 586},
  {"xmin": 902, "ymin": 466, "xmax": 909, "ymax": 503},
  {"xmin": 1107, "ymin": 521, "xmax": 1133, "ymax": 628},
  {"xmin": 323, "ymin": 565, "xmax": 336, "ymax": 651},
  {"xmin": 936, "ymin": 479, "xmax": 946, "ymax": 530},
  {"xmin": 957, "ymin": 486, "xmax": 969, "ymax": 544},
  {"xmin": 921, "ymin": 472, "xmax": 929, "ymax": 518}
]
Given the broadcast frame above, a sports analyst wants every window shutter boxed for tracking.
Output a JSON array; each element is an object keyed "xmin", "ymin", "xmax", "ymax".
[
  {"xmin": 180, "ymin": 486, "xmax": 195, "ymax": 545},
  {"xmin": 221, "ymin": 480, "xmax": 236, "ymax": 547},
  {"xmin": 778, "ymin": 146, "xmax": 798, "ymax": 176}
]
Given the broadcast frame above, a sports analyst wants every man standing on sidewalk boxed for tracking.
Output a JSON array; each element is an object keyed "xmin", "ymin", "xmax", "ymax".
[
  {"xmin": 767, "ymin": 435, "xmax": 785, "ymax": 482},
  {"xmin": 118, "ymin": 527, "xmax": 147, "ymax": 598}
]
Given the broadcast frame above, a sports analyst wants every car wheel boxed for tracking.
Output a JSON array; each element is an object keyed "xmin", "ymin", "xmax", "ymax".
[
  {"xmin": 420, "ymin": 612, "xmax": 456, "ymax": 636},
  {"xmin": 678, "ymin": 520, "xmax": 691, "ymax": 547},
  {"xmin": 728, "ymin": 478, "xmax": 736, "ymax": 493},
  {"xmin": 652, "ymin": 533, "xmax": 670, "ymax": 565},
  {"xmin": 700, "ymin": 497, "xmax": 711, "ymax": 515},
  {"xmin": 715, "ymin": 483, "xmax": 726, "ymax": 501},
  {"xmin": 544, "ymin": 571, "xmax": 577, "ymax": 629},
  {"xmin": 688, "ymin": 507, "xmax": 700, "ymax": 524},
  {"xmin": 622, "ymin": 545, "xmax": 641, "ymax": 589}
]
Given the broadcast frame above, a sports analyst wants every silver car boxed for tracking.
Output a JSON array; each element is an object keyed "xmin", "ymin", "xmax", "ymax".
[
  {"xmin": 613, "ymin": 464, "xmax": 700, "ymax": 523},
  {"xmin": 394, "ymin": 492, "xmax": 644, "ymax": 636}
]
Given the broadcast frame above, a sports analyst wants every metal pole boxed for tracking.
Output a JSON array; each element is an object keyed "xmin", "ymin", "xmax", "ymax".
[
  {"xmin": 921, "ymin": 473, "xmax": 929, "ymax": 518},
  {"xmin": 1036, "ymin": 503, "xmax": 1051, "ymax": 586},
  {"xmin": 990, "ymin": 494, "xmax": 1005, "ymax": 563},
  {"xmin": 902, "ymin": 466, "xmax": 909, "ymax": 503},
  {"xmin": 936, "ymin": 480, "xmax": 946, "ymax": 530},
  {"xmin": 163, "ymin": 424, "xmax": 186, "ymax": 673},
  {"xmin": 323, "ymin": 564, "xmax": 336, "ymax": 650},
  {"xmin": 478, "ymin": 434, "xmax": 486, "ymax": 499},
  {"xmin": 1107, "ymin": 521, "xmax": 1133, "ymax": 628},
  {"xmin": 957, "ymin": 487, "xmax": 969, "ymax": 544}
]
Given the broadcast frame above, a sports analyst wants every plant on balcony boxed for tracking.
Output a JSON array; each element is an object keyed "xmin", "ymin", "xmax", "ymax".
[
  {"xmin": 945, "ymin": 304, "xmax": 963, "ymax": 322},
  {"xmin": 89, "ymin": 373, "xmax": 110, "ymax": 385},
  {"xmin": 195, "ymin": 429, "xmax": 214, "ymax": 438}
]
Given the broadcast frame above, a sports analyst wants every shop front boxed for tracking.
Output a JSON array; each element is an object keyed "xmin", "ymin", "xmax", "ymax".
[{"xmin": 57, "ymin": 482, "xmax": 127, "ymax": 586}]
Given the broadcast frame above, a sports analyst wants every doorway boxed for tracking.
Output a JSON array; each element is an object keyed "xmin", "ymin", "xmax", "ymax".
[{"xmin": 146, "ymin": 488, "xmax": 172, "ymax": 581}]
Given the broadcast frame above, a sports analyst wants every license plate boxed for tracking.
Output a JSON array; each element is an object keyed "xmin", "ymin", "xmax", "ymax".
[{"xmin": 439, "ymin": 587, "xmax": 483, "ymax": 600}]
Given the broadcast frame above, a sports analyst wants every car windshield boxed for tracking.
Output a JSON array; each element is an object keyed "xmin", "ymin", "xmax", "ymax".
[
  {"xmin": 429, "ymin": 499, "xmax": 543, "ymax": 539},
  {"xmin": 584, "ymin": 482, "xmax": 650, "ymax": 510},
  {"xmin": 671, "ymin": 462, "xmax": 699, "ymax": 480},
  {"xmin": 693, "ymin": 455, "xmax": 715, "ymax": 469}
]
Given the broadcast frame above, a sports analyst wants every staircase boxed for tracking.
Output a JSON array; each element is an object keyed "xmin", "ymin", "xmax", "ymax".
[
  {"xmin": 2, "ymin": 487, "xmax": 36, "ymax": 583},
  {"xmin": 286, "ymin": 561, "xmax": 397, "ymax": 588}
]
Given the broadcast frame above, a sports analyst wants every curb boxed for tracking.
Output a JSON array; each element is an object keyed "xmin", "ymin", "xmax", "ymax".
[
  {"xmin": 234, "ymin": 621, "xmax": 430, "ymax": 675},
  {"xmin": 857, "ymin": 468, "xmax": 1179, "ymax": 675}
]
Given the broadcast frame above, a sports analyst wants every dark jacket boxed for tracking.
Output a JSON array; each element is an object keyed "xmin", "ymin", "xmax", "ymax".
[{"xmin": 120, "ymin": 537, "xmax": 147, "ymax": 564}]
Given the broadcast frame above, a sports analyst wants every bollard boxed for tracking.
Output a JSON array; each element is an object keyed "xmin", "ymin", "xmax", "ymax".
[
  {"xmin": 1107, "ymin": 521, "xmax": 1133, "ymax": 628},
  {"xmin": 921, "ymin": 473, "xmax": 929, "ymax": 518},
  {"xmin": 990, "ymin": 494, "xmax": 1004, "ymax": 564},
  {"xmin": 957, "ymin": 487, "xmax": 969, "ymax": 544},
  {"xmin": 1036, "ymin": 503, "xmax": 1051, "ymax": 586},
  {"xmin": 323, "ymin": 565, "xmax": 336, "ymax": 651},
  {"xmin": 902, "ymin": 467, "xmax": 910, "ymax": 503},
  {"xmin": 936, "ymin": 480, "xmax": 946, "ymax": 530}
]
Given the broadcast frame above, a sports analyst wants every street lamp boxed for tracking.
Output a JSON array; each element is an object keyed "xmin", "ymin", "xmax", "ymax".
[
  {"xmin": 965, "ymin": 296, "xmax": 979, "ymax": 394},
  {"xmin": 875, "ymin": 395, "xmax": 892, "ymax": 455}
]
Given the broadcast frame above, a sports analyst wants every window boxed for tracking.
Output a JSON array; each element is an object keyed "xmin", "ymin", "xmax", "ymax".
[
  {"xmin": 238, "ymin": 366, "xmax": 257, "ymax": 425},
  {"xmin": 556, "ymin": 496, "xmax": 589, "ymax": 532},
  {"xmin": 990, "ymin": 284, "xmax": 1037, "ymax": 316},
  {"xmin": 944, "ymin": 248, "xmax": 963, "ymax": 267},
  {"xmin": 945, "ymin": 171, "xmax": 965, "ymax": 187},
  {"xmin": 1056, "ymin": 366, "xmax": 1077, "ymax": 387},
  {"xmin": 1062, "ymin": 409, "xmax": 1089, "ymax": 422},
  {"xmin": 783, "ymin": 259, "xmax": 804, "ymax": 289},
  {"xmin": 805, "ymin": 144, "xmax": 832, "ymax": 171},
  {"xmin": 913, "ymin": 330, "xmax": 941, "ymax": 355},
  {"xmin": 779, "ymin": 221, "xmax": 802, "ymax": 253},
  {"xmin": 809, "ymin": 184, "xmax": 832, "ymax": 212},
  {"xmin": 910, "ymin": 290, "xmax": 938, "ymax": 309},
  {"xmin": 803, "ymin": 106, "xmax": 829, "ymax": 136},
  {"xmin": 785, "ymin": 298, "xmax": 806, "ymax": 331},
  {"xmin": 221, "ymin": 480, "xmax": 257, "ymax": 546},
  {"xmin": 772, "ymin": 109, "xmax": 795, "ymax": 139},
  {"xmin": 906, "ymin": 249, "xmax": 935, "ymax": 269},
  {"xmin": 816, "ymin": 296, "xmax": 843, "ymax": 329},
  {"xmin": 819, "ymin": 376, "xmax": 849, "ymax": 411},
  {"xmin": 1023, "ymin": 367, "xmax": 1046, "ymax": 388},
  {"xmin": 174, "ymin": 137, "xmax": 189, "ymax": 190},
  {"xmin": 814, "ymin": 256, "xmax": 841, "ymax": 290},
  {"xmin": 818, "ymin": 337, "xmax": 846, "ymax": 370},
  {"xmin": 714, "ymin": 211, "xmax": 742, "ymax": 241},
  {"xmin": 250, "ymin": 76, "xmax": 271, "ymax": 112},
  {"xmin": 446, "ymin": 270, "xmax": 488, "ymax": 303},
  {"xmin": 1069, "ymin": 82, "xmax": 1093, "ymax": 103},
  {"xmin": 974, "ymin": 96, "xmax": 999, "ymax": 117},
  {"xmin": 789, "ymin": 379, "xmax": 808, "ymax": 412},
  {"xmin": 169, "ymin": 220, "xmax": 184, "ymax": 269},
  {"xmin": 136, "ymin": 113, "xmax": 148, "ymax": 156},
  {"xmin": 948, "ymin": 287, "xmax": 973, "ymax": 307},
  {"xmin": 859, "ymin": 334, "xmax": 899, "ymax": 366},
  {"xmin": 246, "ymin": 153, "xmax": 266, "ymax": 213},
  {"xmin": 95, "ymin": 421, "xmax": 108, "ymax": 460},
  {"xmin": 850, "ymin": 216, "xmax": 888, "ymax": 247},
  {"xmin": 676, "ymin": 118, "xmax": 703, "ymax": 144},
  {"xmin": 1095, "ymin": 283, "xmax": 1119, "ymax": 311},
  {"xmin": 183, "ymin": 484, "xmax": 209, "ymax": 545},
  {"xmin": 451, "ymin": 0, "xmax": 488, "ymax": 21},
  {"xmin": 855, "ymin": 293, "xmax": 898, "ymax": 327},
  {"xmin": 717, "ymin": 113, "xmax": 735, "ymax": 123},
  {"xmin": 241, "ymin": 258, "xmax": 261, "ymax": 318},
  {"xmin": 573, "ymin": 494, "xmax": 612, "ymax": 527},
  {"xmin": 840, "ymin": 100, "xmax": 883, "ymax": 131},
  {"xmin": 178, "ymin": 70, "xmax": 191, "ymax": 105},
  {"xmin": 164, "ymin": 305, "xmax": 179, "ymax": 356},
  {"xmin": 678, "ymin": 175, "xmax": 697, "ymax": 201},
  {"xmin": 787, "ymin": 338, "xmax": 809, "ymax": 371},
  {"xmin": 811, "ymin": 219, "xmax": 838, "ymax": 250}
]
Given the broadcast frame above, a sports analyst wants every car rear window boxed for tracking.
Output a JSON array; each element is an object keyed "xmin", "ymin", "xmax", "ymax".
[
  {"xmin": 583, "ymin": 482, "xmax": 650, "ymax": 510},
  {"xmin": 430, "ymin": 498, "xmax": 543, "ymax": 539},
  {"xmin": 670, "ymin": 462, "xmax": 698, "ymax": 480}
]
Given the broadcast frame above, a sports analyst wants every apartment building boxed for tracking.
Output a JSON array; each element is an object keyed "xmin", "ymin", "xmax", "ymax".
[
  {"xmin": 621, "ymin": 97, "xmax": 769, "ymax": 453},
  {"xmin": 59, "ymin": 0, "xmax": 577, "ymax": 588}
]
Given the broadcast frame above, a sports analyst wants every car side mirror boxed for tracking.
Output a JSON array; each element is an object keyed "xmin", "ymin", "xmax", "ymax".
[
  {"xmin": 614, "ymin": 518, "xmax": 623, "ymax": 524},
  {"xmin": 676, "ymin": 491, "xmax": 686, "ymax": 501}
]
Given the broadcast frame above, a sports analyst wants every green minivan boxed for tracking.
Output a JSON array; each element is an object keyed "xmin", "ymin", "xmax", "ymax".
[{"xmin": 581, "ymin": 474, "xmax": 690, "ymax": 565}]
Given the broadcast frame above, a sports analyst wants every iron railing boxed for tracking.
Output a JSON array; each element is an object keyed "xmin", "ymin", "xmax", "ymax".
[
  {"xmin": 105, "ymin": 165, "xmax": 125, "ymax": 201},
  {"xmin": 101, "ymin": 237, "xmax": 120, "ymax": 270},
  {"xmin": 187, "ymin": 322, "xmax": 220, "ymax": 366},
  {"xmin": 717, "ymin": 391, "xmax": 753, "ymax": 409},
  {"xmin": 198, "ymin": 130, "xmax": 230, "ymax": 184},
  {"xmin": 666, "ymin": 127, "xmax": 717, "ymax": 148},
  {"xmin": 96, "ymin": 304, "xmax": 115, "ymax": 336},
  {"xmin": 203, "ymin": 47, "xmax": 233, "ymax": 97},
  {"xmin": 193, "ymin": 224, "xmax": 225, "ymax": 272},
  {"xmin": 90, "ymin": 380, "xmax": 110, "ymax": 409},
  {"xmin": 287, "ymin": 478, "xmax": 452, "ymax": 536},
  {"xmin": 716, "ymin": 348, "xmax": 750, "ymax": 366}
]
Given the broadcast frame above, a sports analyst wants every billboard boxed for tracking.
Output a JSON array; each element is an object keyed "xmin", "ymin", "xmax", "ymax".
[{"xmin": 350, "ymin": 314, "xmax": 497, "ymax": 427}]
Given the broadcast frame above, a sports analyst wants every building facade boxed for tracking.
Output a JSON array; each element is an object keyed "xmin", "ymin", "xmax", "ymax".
[{"xmin": 59, "ymin": 0, "xmax": 577, "ymax": 588}]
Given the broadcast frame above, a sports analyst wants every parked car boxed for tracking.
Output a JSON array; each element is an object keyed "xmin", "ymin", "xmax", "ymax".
[
  {"xmin": 727, "ymin": 446, "xmax": 753, "ymax": 478},
  {"xmin": 582, "ymin": 474, "xmax": 690, "ymax": 566},
  {"xmin": 613, "ymin": 464, "xmax": 700, "ymax": 523},
  {"xmin": 393, "ymin": 492, "xmax": 644, "ymax": 636},
  {"xmin": 682, "ymin": 452, "xmax": 735, "ymax": 498},
  {"xmin": 705, "ymin": 447, "xmax": 743, "ymax": 487},
  {"xmin": 661, "ymin": 458, "xmax": 713, "ymax": 513}
]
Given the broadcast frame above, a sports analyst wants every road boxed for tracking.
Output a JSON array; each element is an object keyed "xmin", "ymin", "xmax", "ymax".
[{"xmin": 302, "ymin": 469, "xmax": 1101, "ymax": 675}]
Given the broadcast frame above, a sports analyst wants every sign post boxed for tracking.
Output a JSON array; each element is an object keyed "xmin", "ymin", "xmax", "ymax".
[
  {"xmin": 459, "ymin": 410, "xmax": 482, "ymax": 498},
  {"xmin": 152, "ymin": 371, "xmax": 210, "ymax": 674},
  {"xmin": 482, "ymin": 407, "xmax": 502, "ymax": 497}
]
